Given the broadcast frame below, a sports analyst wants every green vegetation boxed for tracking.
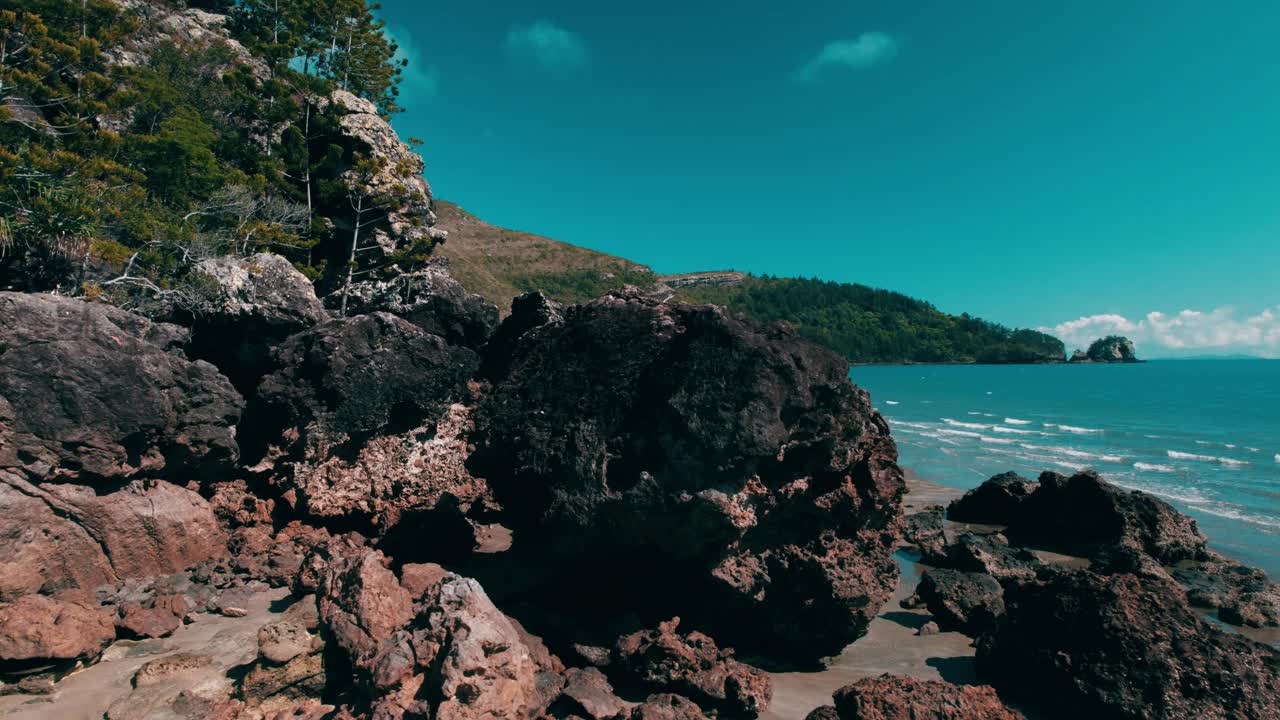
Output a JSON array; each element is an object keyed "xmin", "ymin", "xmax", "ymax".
[
  {"xmin": 0, "ymin": 0, "xmax": 423, "ymax": 308},
  {"xmin": 675, "ymin": 275, "xmax": 1066, "ymax": 364},
  {"xmin": 431, "ymin": 200, "xmax": 657, "ymax": 310}
]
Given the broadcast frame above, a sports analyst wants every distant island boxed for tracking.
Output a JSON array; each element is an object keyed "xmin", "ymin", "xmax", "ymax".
[{"xmin": 1070, "ymin": 335, "xmax": 1141, "ymax": 363}]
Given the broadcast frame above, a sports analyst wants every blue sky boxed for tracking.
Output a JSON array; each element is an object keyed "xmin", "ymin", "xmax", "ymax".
[{"xmin": 379, "ymin": 1, "xmax": 1280, "ymax": 356}]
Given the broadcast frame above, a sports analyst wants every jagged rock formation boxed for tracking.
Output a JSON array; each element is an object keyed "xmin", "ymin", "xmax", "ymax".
[
  {"xmin": 946, "ymin": 471, "xmax": 1035, "ymax": 525},
  {"xmin": 978, "ymin": 568, "xmax": 1280, "ymax": 719},
  {"xmin": 0, "ymin": 292, "xmax": 243, "ymax": 483},
  {"xmin": 805, "ymin": 675, "xmax": 1025, "ymax": 720},
  {"xmin": 470, "ymin": 288, "xmax": 904, "ymax": 661},
  {"xmin": 102, "ymin": 0, "xmax": 270, "ymax": 79},
  {"xmin": 336, "ymin": 261, "xmax": 499, "ymax": 349},
  {"xmin": 903, "ymin": 568, "xmax": 1005, "ymax": 636},
  {"xmin": 1070, "ymin": 335, "xmax": 1139, "ymax": 363}
]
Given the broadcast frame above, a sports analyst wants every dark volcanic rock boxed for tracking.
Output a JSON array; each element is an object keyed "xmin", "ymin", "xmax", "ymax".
[
  {"xmin": 338, "ymin": 263, "xmax": 499, "ymax": 349},
  {"xmin": 814, "ymin": 674, "xmax": 1025, "ymax": 720},
  {"xmin": 1173, "ymin": 555, "xmax": 1280, "ymax": 628},
  {"xmin": 906, "ymin": 568, "xmax": 1004, "ymax": 636},
  {"xmin": 0, "ymin": 474, "xmax": 227, "ymax": 600},
  {"xmin": 0, "ymin": 292, "xmax": 242, "ymax": 483},
  {"xmin": 941, "ymin": 533, "xmax": 1043, "ymax": 581},
  {"xmin": 977, "ymin": 568, "xmax": 1280, "ymax": 719},
  {"xmin": 471, "ymin": 290, "xmax": 903, "ymax": 661},
  {"xmin": 902, "ymin": 505, "xmax": 947, "ymax": 562},
  {"xmin": 245, "ymin": 312, "xmax": 480, "ymax": 527},
  {"xmin": 1006, "ymin": 471, "xmax": 1208, "ymax": 564},
  {"xmin": 188, "ymin": 253, "xmax": 328, "ymax": 392},
  {"xmin": 946, "ymin": 472, "xmax": 1035, "ymax": 525},
  {"xmin": 613, "ymin": 618, "xmax": 772, "ymax": 716},
  {"xmin": 631, "ymin": 693, "xmax": 709, "ymax": 720}
]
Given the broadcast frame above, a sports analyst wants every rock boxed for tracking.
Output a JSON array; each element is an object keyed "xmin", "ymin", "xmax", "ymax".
[
  {"xmin": 336, "ymin": 262, "xmax": 499, "ymax": 349},
  {"xmin": 903, "ymin": 505, "xmax": 947, "ymax": 561},
  {"xmin": 804, "ymin": 706, "xmax": 842, "ymax": 720},
  {"xmin": 946, "ymin": 472, "xmax": 1035, "ymax": 525},
  {"xmin": 257, "ymin": 621, "xmax": 313, "ymax": 664},
  {"xmin": 977, "ymin": 568, "xmax": 1280, "ymax": 719},
  {"xmin": 0, "ymin": 475, "xmax": 226, "ymax": 600},
  {"xmin": 102, "ymin": 0, "xmax": 269, "ymax": 81},
  {"xmin": 315, "ymin": 549, "xmax": 414, "ymax": 673},
  {"xmin": 207, "ymin": 479, "xmax": 276, "ymax": 528},
  {"xmin": 558, "ymin": 667, "xmax": 627, "ymax": 720},
  {"xmin": 398, "ymin": 562, "xmax": 449, "ymax": 600},
  {"xmin": 823, "ymin": 675, "xmax": 1025, "ymax": 720},
  {"xmin": 322, "ymin": 89, "xmax": 444, "ymax": 257},
  {"xmin": 1173, "ymin": 555, "xmax": 1280, "ymax": 628},
  {"xmin": 238, "ymin": 650, "xmax": 326, "ymax": 714},
  {"xmin": 631, "ymin": 693, "xmax": 709, "ymax": 720},
  {"xmin": 479, "ymin": 291, "xmax": 563, "ymax": 378},
  {"xmin": 614, "ymin": 618, "xmax": 772, "ymax": 717},
  {"xmin": 133, "ymin": 653, "xmax": 214, "ymax": 687},
  {"xmin": 471, "ymin": 290, "xmax": 903, "ymax": 661},
  {"xmin": 117, "ymin": 593, "xmax": 187, "ymax": 639},
  {"xmin": 1079, "ymin": 335, "xmax": 1139, "ymax": 363},
  {"xmin": 908, "ymin": 569, "xmax": 1004, "ymax": 636},
  {"xmin": 1006, "ymin": 471, "xmax": 1208, "ymax": 564},
  {"xmin": 915, "ymin": 621, "xmax": 940, "ymax": 636},
  {"xmin": 188, "ymin": 253, "xmax": 328, "ymax": 390},
  {"xmin": 941, "ymin": 533, "xmax": 1042, "ymax": 581},
  {"xmin": 0, "ymin": 292, "xmax": 242, "ymax": 483},
  {"xmin": 0, "ymin": 594, "xmax": 116, "ymax": 677}
]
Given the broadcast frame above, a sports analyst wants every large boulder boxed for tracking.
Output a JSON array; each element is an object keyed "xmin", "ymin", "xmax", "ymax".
[
  {"xmin": 0, "ymin": 474, "xmax": 226, "ymax": 600},
  {"xmin": 807, "ymin": 675, "xmax": 1025, "ymax": 720},
  {"xmin": 977, "ymin": 568, "xmax": 1280, "ymax": 719},
  {"xmin": 940, "ymin": 533, "xmax": 1042, "ymax": 581},
  {"xmin": 1006, "ymin": 471, "xmax": 1208, "ymax": 564},
  {"xmin": 1173, "ymin": 555, "xmax": 1280, "ymax": 628},
  {"xmin": 188, "ymin": 253, "xmax": 328, "ymax": 391},
  {"xmin": 613, "ymin": 618, "xmax": 772, "ymax": 716},
  {"xmin": 946, "ymin": 472, "xmax": 1035, "ymax": 525},
  {"xmin": 0, "ymin": 593, "xmax": 116, "ymax": 678},
  {"xmin": 336, "ymin": 263, "xmax": 499, "ymax": 349},
  {"xmin": 904, "ymin": 569, "xmax": 1004, "ymax": 636},
  {"xmin": 470, "ymin": 290, "xmax": 904, "ymax": 661},
  {"xmin": 0, "ymin": 292, "xmax": 242, "ymax": 483},
  {"xmin": 245, "ymin": 313, "xmax": 479, "ymax": 527}
]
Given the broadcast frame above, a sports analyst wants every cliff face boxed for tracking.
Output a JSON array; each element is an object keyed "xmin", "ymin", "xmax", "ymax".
[{"xmin": 1071, "ymin": 335, "xmax": 1140, "ymax": 363}]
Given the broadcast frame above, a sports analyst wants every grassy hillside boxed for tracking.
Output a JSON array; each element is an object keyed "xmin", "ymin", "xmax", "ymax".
[
  {"xmin": 431, "ymin": 201, "xmax": 656, "ymax": 311},
  {"xmin": 673, "ymin": 275, "xmax": 1067, "ymax": 364}
]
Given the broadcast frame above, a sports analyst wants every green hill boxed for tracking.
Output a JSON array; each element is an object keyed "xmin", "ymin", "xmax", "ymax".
[{"xmin": 671, "ymin": 275, "xmax": 1066, "ymax": 364}]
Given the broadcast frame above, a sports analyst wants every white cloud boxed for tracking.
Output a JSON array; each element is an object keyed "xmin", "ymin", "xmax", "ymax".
[
  {"xmin": 387, "ymin": 25, "xmax": 440, "ymax": 101},
  {"xmin": 1042, "ymin": 307, "xmax": 1280, "ymax": 358},
  {"xmin": 507, "ymin": 20, "xmax": 588, "ymax": 70},
  {"xmin": 795, "ymin": 32, "xmax": 898, "ymax": 82}
]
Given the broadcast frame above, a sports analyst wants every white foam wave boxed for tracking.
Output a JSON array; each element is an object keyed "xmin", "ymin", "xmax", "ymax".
[
  {"xmin": 1186, "ymin": 503, "xmax": 1280, "ymax": 530},
  {"xmin": 1021, "ymin": 444, "xmax": 1126, "ymax": 463},
  {"xmin": 979, "ymin": 435, "xmax": 1018, "ymax": 445},
  {"xmin": 1044, "ymin": 423, "xmax": 1104, "ymax": 434},
  {"xmin": 943, "ymin": 419, "xmax": 990, "ymax": 430},
  {"xmin": 939, "ymin": 429, "xmax": 983, "ymax": 439},
  {"xmin": 1245, "ymin": 447, "xmax": 1260, "ymax": 453},
  {"xmin": 992, "ymin": 426, "xmax": 1038, "ymax": 435},
  {"xmin": 892, "ymin": 421, "xmax": 934, "ymax": 430},
  {"xmin": 1134, "ymin": 462, "xmax": 1177, "ymax": 473},
  {"xmin": 1167, "ymin": 450, "xmax": 1250, "ymax": 467},
  {"xmin": 884, "ymin": 400, "xmax": 899, "ymax": 405},
  {"xmin": 1004, "ymin": 418, "xmax": 1032, "ymax": 425},
  {"xmin": 1196, "ymin": 440, "xmax": 1213, "ymax": 446}
]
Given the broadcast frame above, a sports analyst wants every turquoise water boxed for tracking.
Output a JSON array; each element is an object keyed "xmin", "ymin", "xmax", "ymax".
[{"xmin": 850, "ymin": 360, "xmax": 1280, "ymax": 578}]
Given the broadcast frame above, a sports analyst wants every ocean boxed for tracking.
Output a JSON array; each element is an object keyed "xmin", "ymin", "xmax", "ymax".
[{"xmin": 851, "ymin": 360, "xmax": 1280, "ymax": 578}]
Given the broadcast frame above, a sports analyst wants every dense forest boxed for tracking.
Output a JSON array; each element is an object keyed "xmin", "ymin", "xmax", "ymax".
[
  {"xmin": 676, "ymin": 275, "xmax": 1067, "ymax": 364},
  {"xmin": 0, "ymin": 0, "xmax": 430, "ymax": 311}
]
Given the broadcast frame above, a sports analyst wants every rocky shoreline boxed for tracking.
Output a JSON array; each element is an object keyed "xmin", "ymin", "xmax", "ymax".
[{"xmin": 1, "ymin": 257, "xmax": 1278, "ymax": 720}]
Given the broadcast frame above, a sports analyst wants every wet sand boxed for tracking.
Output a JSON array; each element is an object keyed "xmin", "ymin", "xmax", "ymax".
[{"xmin": 762, "ymin": 470, "xmax": 975, "ymax": 720}]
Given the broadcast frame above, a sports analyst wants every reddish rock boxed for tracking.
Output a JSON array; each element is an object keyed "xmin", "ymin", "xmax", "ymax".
[
  {"xmin": 398, "ymin": 562, "xmax": 449, "ymax": 599},
  {"xmin": 117, "ymin": 593, "xmax": 187, "ymax": 639},
  {"xmin": 1173, "ymin": 554, "xmax": 1280, "ymax": 628},
  {"xmin": 614, "ymin": 618, "xmax": 772, "ymax": 717},
  {"xmin": 631, "ymin": 694, "xmax": 709, "ymax": 720},
  {"xmin": 471, "ymin": 290, "xmax": 903, "ymax": 661},
  {"xmin": 0, "ymin": 292, "xmax": 242, "ymax": 484},
  {"xmin": 315, "ymin": 549, "xmax": 414, "ymax": 672},
  {"xmin": 558, "ymin": 667, "xmax": 627, "ymax": 720},
  {"xmin": 977, "ymin": 568, "xmax": 1280, "ymax": 719},
  {"xmin": 0, "ymin": 475, "xmax": 226, "ymax": 600},
  {"xmin": 207, "ymin": 479, "xmax": 275, "ymax": 528},
  {"xmin": 819, "ymin": 675, "xmax": 1024, "ymax": 720},
  {"xmin": 946, "ymin": 472, "xmax": 1036, "ymax": 525},
  {"xmin": 0, "ymin": 594, "xmax": 116, "ymax": 674}
]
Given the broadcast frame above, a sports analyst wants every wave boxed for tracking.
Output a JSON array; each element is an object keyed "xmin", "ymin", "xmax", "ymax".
[
  {"xmin": 939, "ymin": 428, "xmax": 983, "ymax": 439},
  {"xmin": 884, "ymin": 400, "xmax": 899, "ymax": 405},
  {"xmin": 892, "ymin": 420, "xmax": 934, "ymax": 430},
  {"xmin": 1245, "ymin": 447, "xmax": 1260, "ymax": 453},
  {"xmin": 1004, "ymin": 418, "xmax": 1032, "ymax": 425},
  {"xmin": 1134, "ymin": 462, "xmax": 1177, "ymax": 473},
  {"xmin": 992, "ymin": 426, "xmax": 1039, "ymax": 435},
  {"xmin": 1020, "ymin": 444, "xmax": 1127, "ymax": 464},
  {"xmin": 1196, "ymin": 440, "xmax": 1213, "ymax": 446},
  {"xmin": 979, "ymin": 435, "xmax": 1018, "ymax": 445},
  {"xmin": 943, "ymin": 419, "xmax": 990, "ymax": 430},
  {"xmin": 1044, "ymin": 423, "xmax": 1104, "ymax": 434},
  {"xmin": 1167, "ymin": 450, "xmax": 1250, "ymax": 467},
  {"xmin": 1185, "ymin": 503, "xmax": 1280, "ymax": 530}
]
